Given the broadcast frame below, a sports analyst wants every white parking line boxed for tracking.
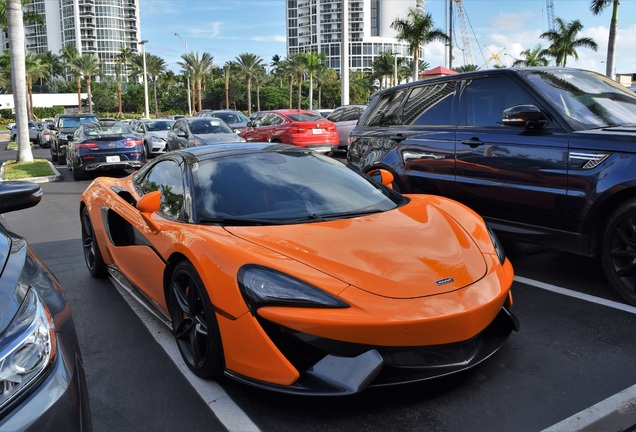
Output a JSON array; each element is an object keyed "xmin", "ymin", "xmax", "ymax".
[
  {"xmin": 514, "ymin": 276, "xmax": 636, "ymax": 315},
  {"xmin": 112, "ymin": 282, "xmax": 261, "ymax": 432}
]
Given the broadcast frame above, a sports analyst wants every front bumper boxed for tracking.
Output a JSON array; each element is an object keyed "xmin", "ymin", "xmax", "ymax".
[
  {"xmin": 226, "ymin": 307, "xmax": 519, "ymax": 396},
  {"xmin": 0, "ymin": 332, "xmax": 92, "ymax": 431}
]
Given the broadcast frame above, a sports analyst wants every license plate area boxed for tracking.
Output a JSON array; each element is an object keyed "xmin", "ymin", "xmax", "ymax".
[{"xmin": 106, "ymin": 156, "xmax": 120, "ymax": 163}]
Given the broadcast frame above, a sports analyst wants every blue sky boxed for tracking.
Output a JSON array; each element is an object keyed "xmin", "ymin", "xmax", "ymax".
[{"xmin": 139, "ymin": 0, "xmax": 636, "ymax": 75}]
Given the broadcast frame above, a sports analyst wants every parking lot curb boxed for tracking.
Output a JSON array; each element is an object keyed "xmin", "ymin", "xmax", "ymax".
[
  {"xmin": 542, "ymin": 384, "xmax": 636, "ymax": 431},
  {"xmin": 0, "ymin": 159, "xmax": 63, "ymax": 183}
]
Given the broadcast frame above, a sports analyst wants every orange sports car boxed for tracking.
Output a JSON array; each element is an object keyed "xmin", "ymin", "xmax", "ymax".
[{"xmin": 79, "ymin": 142, "xmax": 518, "ymax": 395}]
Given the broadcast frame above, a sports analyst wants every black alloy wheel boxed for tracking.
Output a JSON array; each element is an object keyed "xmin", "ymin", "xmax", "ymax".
[
  {"xmin": 601, "ymin": 199, "xmax": 636, "ymax": 306},
  {"xmin": 168, "ymin": 261, "xmax": 224, "ymax": 378},
  {"xmin": 81, "ymin": 207, "xmax": 108, "ymax": 278}
]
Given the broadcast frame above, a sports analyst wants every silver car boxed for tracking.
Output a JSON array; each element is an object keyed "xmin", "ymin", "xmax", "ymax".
[
  {"xmin": 131, "ymin": 119, "xmax": 176, "ymax": 158},
  {"xmin": 10, "ymin": 121, "xmax": 42, "ymax": 143},
  {"xmin": 166, "ymin": 117, "xmax": 245, "ymax": 151},
  {"xmin": 326, "ymin": 105, "xmax": 367, "ymax": 150}
]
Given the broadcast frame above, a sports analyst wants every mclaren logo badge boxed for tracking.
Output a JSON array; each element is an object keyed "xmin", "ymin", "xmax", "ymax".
[{"xmin": 435, "ymin": 277, "xmax": 454, "ymax": 286}]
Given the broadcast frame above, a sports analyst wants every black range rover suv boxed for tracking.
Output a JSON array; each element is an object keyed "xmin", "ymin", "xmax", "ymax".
[{"xmin": 347, "ymin": 67, "xmax": 636, "ymax": 305}]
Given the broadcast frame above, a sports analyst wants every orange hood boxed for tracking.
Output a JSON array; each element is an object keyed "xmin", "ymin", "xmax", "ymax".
[{"xmin": 224, "ymin": 198, "xmax": 488, "ymax": 299}]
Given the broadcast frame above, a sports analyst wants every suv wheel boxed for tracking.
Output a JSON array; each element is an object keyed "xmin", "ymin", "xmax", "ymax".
[
  {"xmin": 51, "ymin": 145, "xmax": 57, "ymax": 162},
  {"xmin": 601, "ymin": 199, "xmax": 636, "ymax": 306},
  {"xmin": 57, "ymin": 147, "xmax": 66, "ymax": 165}
]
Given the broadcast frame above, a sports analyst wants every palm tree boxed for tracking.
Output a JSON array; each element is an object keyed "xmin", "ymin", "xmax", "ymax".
[
  {"xmin": 59, "ymin": 45, "xmax": 82, "ymax": 111},
  {"xmin": 252, "ymin": 66, "xmax": 267, "ymax": 113},
  {"xmin": 314, "ymin": 65, "xmax": 337, "ymax": 109},
  {"xmin": 70, "ymin": 53, "xmax": 101, "ymax": 113},
  {"xmin": 511, "ymin": 45, "xmax": 550, "ymax": 67},
  {"xmin": 540, "ymin": 18, "xmax": 598, "ymax": 67},
  {"xmin": 0, "ymin": 0, "xmax": 43, "ymax": 32},
  {"xmin": 6, "ymin": 0, "xmax": 33, "ymax": 162},
  {"xmin": 278, "ymin": 59, "xmax": 294, "ymax": 108},
  {"xmin": 223, "ymin": 61, "xmax": 234, "ymax": 110},
  {"xmin": 305, "ymin": 51, "xmax": 326, "ymax": 110},
  {"xmin": 145, "ymin": 53, "xmax": 166, "ymax": 117},
  {"xmin": 590, "ymin": 0, "xmax": 619, "ymax": 78},
  {"xmin": 24, "ymin": 52, "xmax": 48, "ymax": 119},
  {"xmin": 391, "ymin": 8, "xmax": 449, "ymax": 82},
  {"xmin": 179, "ymin": 51, "xmax": 214, "ymax": 112},
  {"xmin": 116, "ymin": 47, "xmax": 134, "ymax": 117},
  {"xmin": 234, "ymin": 53, "xmax": 264, "ymax": 115},
  {"xmin": 372, "ymin": 50, "xmax": 395, "ymax": 89},
  {"xmin": 288, "ymin": 53, "xmax": 307, "ymax": 109},
  {"xmin": 453, "ymin": 64, "xmax": 480, "ymax": 73}
]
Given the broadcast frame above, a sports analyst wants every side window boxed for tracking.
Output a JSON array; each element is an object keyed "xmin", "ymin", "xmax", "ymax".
[
  {"xmin": 139, "ymin": 160, "xmax": 185, "ymax": 220},
  {"xmin": 363, "ymin": 88, "xmax": 409, "ymax": 127},
  {"xmin": 462, "ymin": 76, "xmax": 535, "ymax": 127},
  {"xmin": 270, "ymin": 115, "xmax": 285, "ymax": 126},
  {"xmin": 406, "ymin": 81, "xmax": 457, "ymax": 125},
  {"xmin": 327, "ymin": 109, "xmax": 343, "ymax": 122}
]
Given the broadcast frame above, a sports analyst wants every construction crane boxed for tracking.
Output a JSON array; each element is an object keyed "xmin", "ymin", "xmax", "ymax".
[
  {"xmin": 454, "ymin": 0, "xmax": 474, "ymax": 66},
  {"xmin": 480, "ymin": 46, "xmax": 506, "ymax": 69},
  {"xmin": 546, "ymin": 0, "xmax": 555, "ymax": 30}
]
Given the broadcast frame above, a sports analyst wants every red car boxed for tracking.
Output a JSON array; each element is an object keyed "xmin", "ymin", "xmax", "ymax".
[{"xmin": 240, "ymin": 109, "xmax": 338, "ymax": 153}]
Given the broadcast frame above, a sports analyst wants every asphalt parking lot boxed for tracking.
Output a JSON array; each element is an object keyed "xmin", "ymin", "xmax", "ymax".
[{"xmin": 3, "ymin": 141, "xmax": 636, "ymax": 431}]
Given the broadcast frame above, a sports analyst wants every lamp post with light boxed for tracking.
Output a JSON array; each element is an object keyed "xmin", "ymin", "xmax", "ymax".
[
  {"xmin": 174, "ymin": 33, "xmax": 192, "ymax": 116},
  {"xmin": 139, "ymin": 39, "xmax": 150, "ymax": 119}
]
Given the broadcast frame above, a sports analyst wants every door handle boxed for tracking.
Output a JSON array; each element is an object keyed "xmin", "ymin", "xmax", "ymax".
[{"xmin": 461, "ymin": 138, "xmax": 484, "ymax": 147}]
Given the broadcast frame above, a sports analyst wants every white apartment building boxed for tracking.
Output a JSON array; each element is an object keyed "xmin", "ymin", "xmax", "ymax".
[
  {"xmin": 286, "ymin": 0, "xmax": 425, "ymax": 74},
  {"xmin": 2, "ymin": 0, "xmax": 141, "ymax": 80}
]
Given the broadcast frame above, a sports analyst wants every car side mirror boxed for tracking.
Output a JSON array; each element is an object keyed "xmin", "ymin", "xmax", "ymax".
[
  {"xmin": 0, "ymin": 181, "xmax": 42, "ymax": 214},
  {"xmin": 367, "ymin": 169, "xmax": 394, "ymax": 189},
  {"xmin": 137, "ymin": 190, "xmax": 162, "ymax": 232},
  {"xmin": 247, "ymin": 121, "xmax": 258, "ymax": 128},
  {"xmin": 501, "ymin": 105, "xmax": 547, "ymax": 130},
  {"xmin": 176, "ymin": 131, "xmax": 187, "ymax": 138}
]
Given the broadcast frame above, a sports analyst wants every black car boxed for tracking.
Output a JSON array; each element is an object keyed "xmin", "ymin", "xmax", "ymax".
[
  {"xmin": 348, "ymin": 67, "xmax": 636, "ymax": 305},
  {"xmin": 50, "ymin": 114, "xmax": 99, "ymax": 165},
  {"xmin": 0, "ymin": 181, "xmax": 91, "ymax": 430}
]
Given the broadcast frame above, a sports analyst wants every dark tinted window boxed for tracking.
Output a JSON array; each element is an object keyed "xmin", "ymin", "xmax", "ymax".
[
  {"xmin": 406, "ymin": 82, "xmax": 456, "ymax": 125},
  {"xmin": 139, "ymin": 160, "xmax": 185, "ymax": 219},
  {"xmin": 363, "ymin": 88, "xmax": 409, "ymax": 126},
  {"xmin": 462, "ymin": 76, "xmax": 534, "ymax": 127}
]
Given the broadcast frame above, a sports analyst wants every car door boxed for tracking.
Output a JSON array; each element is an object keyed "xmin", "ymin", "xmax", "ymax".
[
  {"xmin": 381, "ymin": 80, "xmax": 459, "ymax": 196},
  {"xmin": 454, "ymin": 74, "xmax": 570, "ymax": 232},
  {"xmin": 106, "ymin": 159, "xmax": 186, "ymax": 309}
]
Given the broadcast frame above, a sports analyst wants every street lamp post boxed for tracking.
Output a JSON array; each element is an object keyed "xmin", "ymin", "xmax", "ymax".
[
  {"xmin": 140, "ymin": 40, "xmax": 150, "ymax": 119},
  {"xmin": 175, "ymin": 33, "xmax": 192, "ymax": 116}
]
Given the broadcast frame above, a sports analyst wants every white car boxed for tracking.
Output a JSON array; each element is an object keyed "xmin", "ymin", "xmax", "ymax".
[
  {"xmin": 10, "ymin": 121, "xmax": 42, "ymax": 143},
  {"xmin": 131, "ymin": 119, "xmax": 175, "ymax": 158}
]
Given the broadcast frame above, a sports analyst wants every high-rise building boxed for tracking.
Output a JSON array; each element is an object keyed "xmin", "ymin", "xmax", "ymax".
[
  {"xmin": 3, "ymin": 0, "xmax": 141, "ymax": 81},
  {"xmin": 286, "ymin": 0, "xmax": 425, "ymax": 75}
]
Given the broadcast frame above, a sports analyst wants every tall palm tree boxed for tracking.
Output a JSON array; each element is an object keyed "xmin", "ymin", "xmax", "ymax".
[
  {"xmin": 234, "ymin": 53, "xmax": 264, "ymax": 115},
  {"xmin": 540, "ymin": 18, "xmax": 598, "ymax": 67},
  {"xmin": 314, "ymin": 65, "xmax": 337, "ymax": 109},
  {"xmin": 116, "ymin": 47, "xmax": 134, "ymax": 117},
  {"xmin": 24, "ymin": 52, "xmax": 48, "ymax": 119},
  {"xmin": 70, "ymin": 53, "xmax": 101, "ymax": 113},
  {"xmin": 511, "ymin": 44, "xmax": 550, "ymax": 67},
  {"xmin": 179, "ymin": 51, "xmax": 214, "ymax": 112},
  {"xmin": 145, "ymin": 53, "xmax": 166, "ymax": 117},
  {"xmin": 223, "ymin": 61, "xmax": 234, "ymax": 110},
  {"xmin": 288, "ymin": 53, "xmax": 307, "ymax": 109},
  {"xmin": 590, "ymin": 0, "xmax": 619, "ymax": 78},
  {"xmin": 252, "ymin": 66, "xmax": 267, "ymax": 113},
  {"xmin": 305, "ymin": 51, "xmax": 326, "ymax": 110},
  {"xmin": 277, "ymin": 59, "xmax": 294, "ymax": 108},
  {"xmin": 59, "ymin": 45, "xmax": 82, "ymax": 111},
  {"xmin": 391, "ymin": 8, "xmax": 449, "ymax": 82},
  {"xmin": 6, "ymin": 0, "xmax": 33, "ymax": 162}
]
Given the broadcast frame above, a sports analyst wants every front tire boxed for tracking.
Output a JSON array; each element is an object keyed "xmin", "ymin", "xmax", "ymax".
[
  {"xmin": 57, "ymin": 147, "xmax": 66, "ymax": 165},
  {"xmin": 81, "ymin": 207, "xmax": 108, "ymax": 278},
  {"xmin": 601, "ymin": 199, "xmax": 636, "ymax": 306},
  {"xmin": 168, "ymin": 261, "xmax": 224, "ymax": 378}
]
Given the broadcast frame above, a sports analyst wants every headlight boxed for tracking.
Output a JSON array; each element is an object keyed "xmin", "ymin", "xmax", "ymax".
[
  {"xmin": 0, "ymin": 288, "xmax": 57, "ymax": 410},
  {"xmin": 487, "ymin": 226, "xmax": 506, "ymax": 264},
  {"xmin": 149, "ymin": 136, "xmax": 165, "ymax": 143},
  {"xmin": 238, "ymin": 265, "xmax": 349, "ymax": 314}
]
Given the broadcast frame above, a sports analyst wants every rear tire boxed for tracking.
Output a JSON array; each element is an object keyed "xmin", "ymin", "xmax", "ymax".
[
  {"xmin": 81, "ymin": 207, "xmax": 108, "ymax": 278},
  {"xmin": 601, "ymin": 199, "xmax": 636, "ymax": 306},
  {"xmin": 57, "ymin": 148, "xmax": 66, "ymax": 165}
]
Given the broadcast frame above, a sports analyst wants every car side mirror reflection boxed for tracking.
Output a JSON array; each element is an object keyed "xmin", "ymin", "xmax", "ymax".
[
  {"xmin": 367, "ymin": 169, "xmax": 394, "ymax": 189},
  {"xmin": 501, "ymin": 105, "xmax": 547, "ymax": 130}
]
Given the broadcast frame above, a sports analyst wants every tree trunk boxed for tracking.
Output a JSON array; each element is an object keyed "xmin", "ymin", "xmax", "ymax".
[
  {"xmin": 605, "ymin": 0, "xmax": 619, "ymax": 78},
  {"xmin": 153, "ymin": 80, "xmax": 159, "ymax": 118},
  {"xmin": 247, "ymin": 76, "xmax": 252, "ymax": 116},
  {"xmin": 86, "ymin": 76, "xmax": 93, "ymax": 113},
  {"xmin": 76, "ymin": 78, "xmax": 82, "ymax": 112},
  {"xmin": 8, "ymin": 0, "xmax": 33, "ymax": 162},
  {"xmin": 117, "ymin": 82, "xmax": 123, "ymax": 117}
]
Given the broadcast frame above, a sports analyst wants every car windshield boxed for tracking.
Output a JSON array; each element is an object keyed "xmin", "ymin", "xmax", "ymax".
[
  {"xmin": 194, "ymin": 149, "xmax": 402, "ymax": 224},
  {"xmin": 145, "ymin": 120, "xmax": 174, "ymax": 131},
  {"xmin": 188, "ymin": 119, "xmax": 233, "ymax": 134},
  {"xmin": 287, "ymin": 112, "xmax": 324, "ymax": 122},
  {"xmin": 525, "ymin": 69, "xmax": 636, "ymax": 130},
  {"xmin": 85, "ymin": 124, "xmax": 132, "ymax": 137},
  {"xmin": 213, "ymin": 112, "xmax": 249, "ymax": 124},
  {"xmin": 59, "ymin": 116, "xmax": 98, "ymax": 128}
]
